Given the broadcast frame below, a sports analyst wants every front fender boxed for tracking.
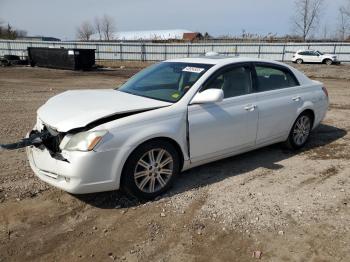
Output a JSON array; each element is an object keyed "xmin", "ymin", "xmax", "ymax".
[{"xmin": 94, "ymin": 111, "xmax": 188, "ymax": 188}]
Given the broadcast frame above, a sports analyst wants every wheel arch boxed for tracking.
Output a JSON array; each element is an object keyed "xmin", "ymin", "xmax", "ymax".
[
  {"xmin": 285, "ymin": 108, "xmax": 315, "ymax": 149},
  {"xmin": 286, "ymin": 107, "xmax": 316, "ymax": 140},
  {"xmin": 322, "ymin": 58, "xmax": 332, "ymax": 64},
  {"xmin": 119, "ymin": 136, "xmax": 185, "ymax": 186},
  {"xmin": 300, "ymin": 109, "xmax": 315, "ymax": 127}
]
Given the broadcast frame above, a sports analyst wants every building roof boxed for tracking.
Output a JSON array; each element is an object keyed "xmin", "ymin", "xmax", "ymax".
[
  {"xmin": 17, "ymin": 36, "xmax": 61, "ymax": 41},
  {"xmin": 183, "ymin": 32, "xmax": 202, "ymax": 41},
  {"xmin": 91, "ymin": 29, "xmax": 194, "ymax": 41}
]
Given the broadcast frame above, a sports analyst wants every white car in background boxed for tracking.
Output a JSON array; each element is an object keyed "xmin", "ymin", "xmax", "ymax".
[
  {"xmin": 292, "ymin": 50, "xmax": 340, "ymax": 65},
  {"xmin": 25, "ymin": 56, "xmax": 329, "ymax": 199}
]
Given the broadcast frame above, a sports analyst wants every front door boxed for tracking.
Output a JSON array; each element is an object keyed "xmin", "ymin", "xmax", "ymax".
[{"xmin": 188, "ymin": 64, "xmax": 259, "ymax": 162}]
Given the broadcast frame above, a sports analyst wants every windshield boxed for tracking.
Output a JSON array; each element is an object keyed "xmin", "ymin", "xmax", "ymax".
[
  {"xmin": 118, "ymin": 62, "xmax": 213, "ymax": 102},
  {"xmin": 316, "ymin": 51, "xmax": 324, "ymax": 55}
]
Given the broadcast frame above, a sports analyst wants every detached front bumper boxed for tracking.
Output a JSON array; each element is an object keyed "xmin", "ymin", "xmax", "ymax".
[{"xmin": 27, "ymin": 145, "xmax": 119, "ymax": 194}]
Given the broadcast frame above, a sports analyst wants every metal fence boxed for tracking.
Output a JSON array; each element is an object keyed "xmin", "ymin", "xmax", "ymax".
[{"xmin": 1, "ymin": 40, "xmax": 350, "ymax": 62}]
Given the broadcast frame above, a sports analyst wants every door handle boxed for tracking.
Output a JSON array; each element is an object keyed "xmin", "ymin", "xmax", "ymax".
[
  {"xmin": 292, "ymin": 96, "xmax": 301, "ymax": 102},
  {"xmin": 244, "ymin": 104, "xmax": 257, "ymax": 111}
]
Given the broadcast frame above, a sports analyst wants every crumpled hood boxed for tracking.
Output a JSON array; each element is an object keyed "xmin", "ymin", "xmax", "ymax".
[{"xmin": 37, "ymin": 89, "xmax": 171, "ymax": 132}]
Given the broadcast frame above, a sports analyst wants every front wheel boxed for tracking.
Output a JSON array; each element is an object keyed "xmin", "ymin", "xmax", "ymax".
[
  {"xmin": 121, "ymin": 140, "xmax": 180, "ymax": 200},
  {"xmin": 285, "ymin": 113, "xmax": 312, "ymax": 150},
  {"xmin": 324, "ymin": 59, "xmax": 332, "ymax": 65}
]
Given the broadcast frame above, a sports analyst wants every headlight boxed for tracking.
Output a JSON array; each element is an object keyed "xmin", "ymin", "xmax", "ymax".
[{"xmin": 60, "ymin": 130, "xmax": 108, "ymax": 152}]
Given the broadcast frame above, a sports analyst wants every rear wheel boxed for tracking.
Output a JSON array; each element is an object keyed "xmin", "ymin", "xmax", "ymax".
[
  {"xmin": 324, "ymin": 59, "xmax": 332, "ymax": 65},
  {"xmin": 285, "ymin": 113, "xmax": 312, "ymax": 150},
  {"xmin": 296, "ymin": 59, "xmax": 303, "ymax": 64},
  {"xmin": 121, "ymin": 140, "xmax": 180, "ymax": 199}
]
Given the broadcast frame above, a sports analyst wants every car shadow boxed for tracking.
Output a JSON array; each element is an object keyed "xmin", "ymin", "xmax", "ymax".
[{"xmin": 75, "ymin": 123, "xmax": 347, "ymax": 209}]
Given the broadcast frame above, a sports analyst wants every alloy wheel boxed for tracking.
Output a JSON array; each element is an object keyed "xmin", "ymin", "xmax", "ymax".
[
  {"xmin": 292, "ymin": 115, "xmax": 311, "ymax": 146},
  {"xmin": 134, "ymin": 148, "xmax": 174, "ymax": 193},
  {"xmin": 325, "ymin": 59, "xmax": 332, "ymax": 65}
]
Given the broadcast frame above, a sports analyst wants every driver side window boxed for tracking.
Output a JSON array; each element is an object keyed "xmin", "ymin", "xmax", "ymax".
[{"xmin": 201, "ymin": 66, "xmax": 252, "ymax": 99}]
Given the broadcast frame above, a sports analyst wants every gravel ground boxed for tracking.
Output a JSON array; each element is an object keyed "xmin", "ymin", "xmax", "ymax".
[{"xmin": 0, "ymin": 63, "xmax": 349, "ymax": 262}]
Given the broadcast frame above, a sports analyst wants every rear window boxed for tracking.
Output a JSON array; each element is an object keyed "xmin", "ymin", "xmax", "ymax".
[{"xmin": 255, "ymin": 65, "xmax": 299, "ymax": 92}]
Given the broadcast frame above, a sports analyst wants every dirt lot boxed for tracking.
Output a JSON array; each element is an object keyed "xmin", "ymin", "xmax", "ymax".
[{"xmin": 0, "ymin": 63, "xmax": 349, "ymax": 262}]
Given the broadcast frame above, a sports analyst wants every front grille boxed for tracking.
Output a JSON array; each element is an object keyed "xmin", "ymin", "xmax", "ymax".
[
  {"xmin": 31, "ymin": 122, "xmax": 66, "ymax": 161},
  {"xmin": 41, "ymin": 125, "xmax": 64, "ymax": 154}
]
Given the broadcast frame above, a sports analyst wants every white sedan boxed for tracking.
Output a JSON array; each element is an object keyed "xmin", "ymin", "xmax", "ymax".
[{"xmin": 26, "ymin": 56, "xmax": 329, "ymax": 199}]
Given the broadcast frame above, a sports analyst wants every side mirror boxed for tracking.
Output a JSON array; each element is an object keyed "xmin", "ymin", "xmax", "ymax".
[{"xmin": 191, "ymin": 89, "xmax": 224, "ymax": 104}]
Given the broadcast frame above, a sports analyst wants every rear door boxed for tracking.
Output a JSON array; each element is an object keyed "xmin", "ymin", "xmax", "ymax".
[
  {"xmin": 253, "ymin": 63, "xmax": 301, "ymax": 145},
  {"xmin": 188, "ymin": 63, "xmax": 259, "ymax": 162}
]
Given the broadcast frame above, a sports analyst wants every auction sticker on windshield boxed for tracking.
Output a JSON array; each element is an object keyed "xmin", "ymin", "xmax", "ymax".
[{"xmin": 182, "ymin": 67, "xmax": 205, "ymax": 73}]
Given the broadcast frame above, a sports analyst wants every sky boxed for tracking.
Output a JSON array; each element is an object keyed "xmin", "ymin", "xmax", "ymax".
[{"xmin": 0, "ymin": 0, "xmax": 347, "ymax": 40}]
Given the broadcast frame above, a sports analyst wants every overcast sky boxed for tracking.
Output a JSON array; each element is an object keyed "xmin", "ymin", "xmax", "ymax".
[{"xmin": 0, "ymin": 0, "xmax": 347, "ymax": 40}]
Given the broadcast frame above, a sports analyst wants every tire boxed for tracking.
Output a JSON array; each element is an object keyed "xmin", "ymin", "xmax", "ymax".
[
  {"xmin": 324, "ymin": 59, "xmax": 332, "ymax": 65},
  {"xmin": 285, "ymin": 113, "xmax": 313, "ymax": 150},
  {"xmin": 121, "ymin": 140, "xmax": 180, "ymax": 200},
  {"xmin": 0, "ymin": 59, "xmax": 10, "ymax": 67},
  {"xmin": 296, "ymin": 59, "xmax": 303, "ymax": 64}
]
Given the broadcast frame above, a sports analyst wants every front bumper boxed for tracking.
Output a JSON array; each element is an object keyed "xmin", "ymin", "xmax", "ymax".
[{"xmin": 27, "ymin": 145, "xmax": 119, "ymax": 194}]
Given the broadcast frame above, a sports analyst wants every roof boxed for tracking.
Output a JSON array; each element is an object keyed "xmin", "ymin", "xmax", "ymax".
[
  {"xmin": 17, "ymin": 36, "xmax": 61, "ymax": 41},
  {"xmin": 183, "ymin": 32, "xmax": 202, "ymax": 41},
  {"xmin": 165, "ymin": 56, "xmax": 312, "ymax": 85},
  {"xmin": 165, "ymin": 55, "xmax": 300, "ymax": 68},
  {"xmin": 91, "ymin": 29, "xmax": 194, "ymax": 41},
  {"xmin": 165, "ymin": 56, "xmax": 260, "ymax": 65}
]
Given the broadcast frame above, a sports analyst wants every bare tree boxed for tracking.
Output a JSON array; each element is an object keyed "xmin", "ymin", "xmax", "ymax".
[
  {"xmin": 16, "ymin": 30, "xmax": 27, "ymax": 38},
  {"xmin": 342, "ymin": 0, "xmax": 350, "ymax": 16},
  {"xmin": 338, "ymin": 7, "xmax": 349, "ymax": 40},
  {"xmin": 4, "ymin": 23, "xmax": 17, "ymax": 39},
  {"xmin": 292, "ymin": 0, "xmax": 324, "ymax": 41},
  {"xmin": 338, "ymin": 1, "xmax": 350, "ymax": 40},
  {"xmin": 322, "ymin": 23, "xmax": 328, "ymax": 39},
  {"xmin": 0, "ymin": 19, "xmax": 27, "ymax": 39},
  {"xmin": 0, "ymin": 19, "xmax": 3, "ymax": 37},
  {"xmin": 94, "ymin": 17, "xmax": 103, "ymax": 40},
  {"xmin": 101, "ymin": 14, "xmax": 116, "ymax": 41},
  {"xmin": 76, "ymin": 21, "xmax": 95, "ymax": 40}
]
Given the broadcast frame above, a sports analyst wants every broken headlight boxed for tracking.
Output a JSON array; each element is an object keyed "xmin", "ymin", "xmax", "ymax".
[{"xmin": 60, "ymin": 130, "xmax": 108, "ymax": 152}]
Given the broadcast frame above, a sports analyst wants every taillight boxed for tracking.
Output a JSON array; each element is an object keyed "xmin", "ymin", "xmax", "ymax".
[{"xmin": 322, "ymin": 86, "xmax": 329, "ymax": 98}]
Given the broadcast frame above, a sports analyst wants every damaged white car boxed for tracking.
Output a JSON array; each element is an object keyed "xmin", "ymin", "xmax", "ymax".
[{"xmin": 4, "ymin": 56, "xmax": 329, "ymax": 199}]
